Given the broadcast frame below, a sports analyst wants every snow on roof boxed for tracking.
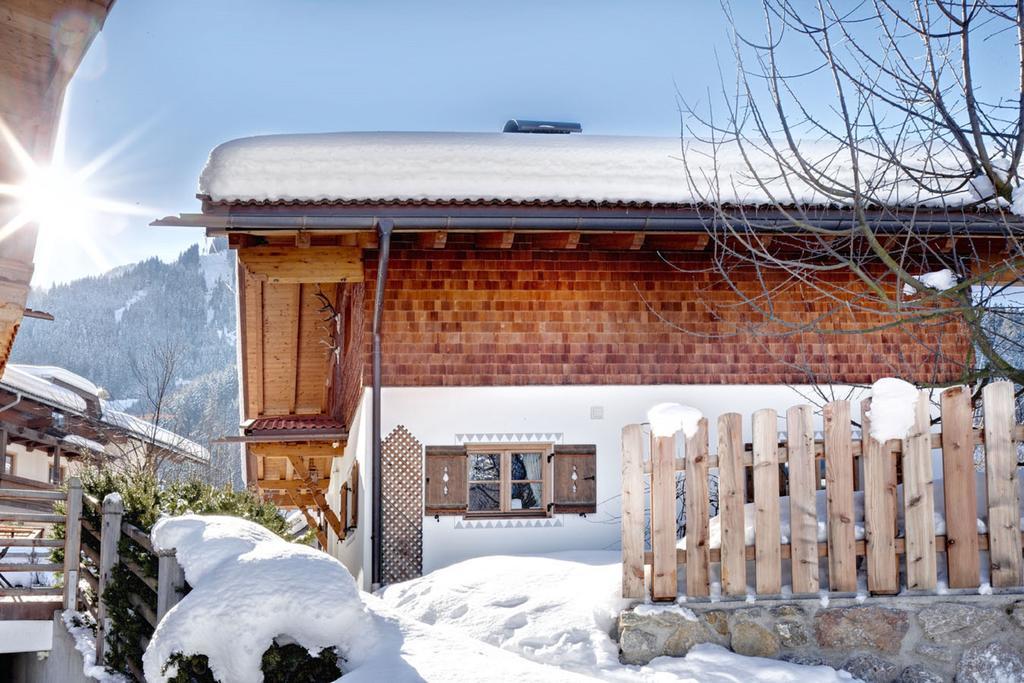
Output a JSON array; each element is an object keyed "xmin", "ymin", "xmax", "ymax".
[
  {"xmin": 61, "ymin": 434, "xmax": 107, "ymax": 455},
  {"xmin": 198, "ymin": 131, "xmax": 982, "ymax": 208},
  {"xmin": 17, "ymin": 365, "xmax": 101, "ymax": 397},
  {"xmin": 0, "ymin": 364, "xmax": 88, "ymax": 413},
  {"xmin": 100, "ymin": 405, "xmax": 210, "ymax": 464}
]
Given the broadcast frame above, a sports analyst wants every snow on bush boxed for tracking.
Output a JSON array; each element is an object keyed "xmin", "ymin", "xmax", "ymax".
[
  {"xmin": 902, "ymin": 269, "xmax": 957, "ymax": 296},
  {"xmin": 647, "ymin": 402, "xmax": 703, "ymax": 438},
  {"xmin": 142, "ymin": 515, "xmax": 376, "ymax": 683},
  {"xmin": 867, "ymin": 377, "xmax": 920, "ymax": 441},
  {"xmin": 378, "ymin": 552, "xmax": 852, "ymax": 682}
]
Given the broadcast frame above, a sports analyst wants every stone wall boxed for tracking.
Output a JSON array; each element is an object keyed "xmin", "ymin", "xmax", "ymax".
[{"xmin": 618, "ymin": 594, "xmax": 1024, "ymax": 682}]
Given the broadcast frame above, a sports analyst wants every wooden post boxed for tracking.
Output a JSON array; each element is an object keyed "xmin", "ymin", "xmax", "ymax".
[
  {"xmin": 650, "ymin": 432, "xmax": 678, "ymax": 601},
  {"xmin": 788, "ymin": 405, "xmax": 820, "ymax": 594},
  {"xmin": 902, "ymin": 390, "xmax": 937, "ymax": 591},
  {"xmin": 983, "ymin": 381, "xmax": 1022, "ymax": 588},
  {"xmin": 96, "ymin": 493, "xmax": 124, "ymax": 666},
  {"xmin": 824, "ymin": 400, "xmax": 857, "ymax": 592},
  {"xmin": 752, "ymin": 409, "xmax": 781, "ymax": 595},
  {"xmin": 620, "ymin": 424, "xmax": 645, "ymax": 599},
  {"xmin": 51, "ymin": 446, "xmax": 62, "ymax": 484},
  {"xmin": 62, "ymin": 477, "xmax": 83, "ymax": 611},
  {"xmin": 861, "ymin": 399, "xmax": 899, "ymax": 595},
  {"xmin": 718, "ymin": 413, "xmax": 746, "ymax": 597},
  {"xmin": 684, "ymin": 419, "xmax": 710, "ymax": 597},
  {"xmin": 157, "ymin": 550, "xmax": 186, "ymax": 621},
  {"xmin": 940, "ymin": 386, "xmax": 980, "ymax": 588}
]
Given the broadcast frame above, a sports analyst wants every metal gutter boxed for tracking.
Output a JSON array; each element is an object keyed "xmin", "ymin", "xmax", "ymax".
[
  {"xmin": 152, "ymin": 207, "xmax": 1021, "ymax": 235},
  {"xmin": 370, "ymin": 218, "xmax": 394, "ymax": 589}
]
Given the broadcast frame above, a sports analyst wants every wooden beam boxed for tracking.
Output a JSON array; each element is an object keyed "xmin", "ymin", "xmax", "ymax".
[
  {"xmin": 266, "ymin": 491, "xmax": 317, "ymax": 507},
  {"xmin": 238, "ymin": 246, "xmax": 363, "ymax": 284},
  {"xmin": 532, "ymin": 232, "xmax": 581, "ymax": 249},
  {"xmin": 476, "ymin": 231, "xmax": 515, "ymax": 249},
  {"xmin": 249, "ymin": 441, "xmax": 342, "ymax": 458},
  {"xmin": 417, "ymin": 231, "xmax": 448, "ymax": 249},
  {"xmin": 289, "ymin": 492, "xmax": 328, "ymax": 548},
  {"xmin": 295, "ymin": 231, "xmax": 311, "ymax": 248},
  {"xmin": 286, "ymin": 453, "xmax": 344, "ymax": 539},
  {"xmin": 258, "ymin": 478, "xmax": 331, "ymax": 491}
]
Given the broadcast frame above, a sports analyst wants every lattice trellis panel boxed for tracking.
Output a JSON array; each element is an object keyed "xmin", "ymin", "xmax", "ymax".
[{"xmin": 381, "ymin": 425, "xmax": 424, "ymax": 584}]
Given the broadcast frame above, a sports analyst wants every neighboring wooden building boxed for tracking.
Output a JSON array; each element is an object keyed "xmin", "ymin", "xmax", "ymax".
[
  {"xmin": 0, "ymin": 0, "xmax": 115, "ymax": 373},
  {"xmin": 158, "ymin": 128, "xmax": 1009, "ymax": 588},
  {"xmin": 0, "ymin": 363, "xmax": 208, "ymax": 512}
]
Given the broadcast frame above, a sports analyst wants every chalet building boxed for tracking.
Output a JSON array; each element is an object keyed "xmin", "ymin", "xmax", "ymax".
[
  {"xmin": 158, "ymin": 125, "xmax": 1005, "ymax": 589},
  {"xmin": 0, "ymin": 1, "xmax": 115, "ymax": 373},
  {"xmin": 0, "ymin": 363, "xmax": 208, "ymax": 512}
]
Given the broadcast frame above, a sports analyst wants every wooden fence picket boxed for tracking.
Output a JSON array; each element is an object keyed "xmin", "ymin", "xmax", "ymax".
[
  {"xmin": 861, "ymin": 398, "xmax": 899, "ymax": 594},
  {"xmin": 787, "ymin": 405, "xmax": 820, "ymax": 594},
  {"xmin": 620, "ymin": 424, "xmax": 645, "ymax": 599},
  {"xmin": 650, "ymin": 432, "xmax": 678, "ymax": 601},
  {"xmin": 824, "ymin": 400, "xmax": 857, "ymax": 592},
  {"xmin": 940, "ymin": 386, "xmax": 980, "ymax": 588},
  {"xmin": 684, "ymin": 419, "xmax": 710, "ymax": 597},
  {"xmin": 718, "ymin": 413, "xmax": 746, "ymax": 597},
  {"xmin": 983, "ymin": 381, "xmax": 1022, "ymax": 588},
  {"xmin": 902, "ymin": 390, "xmax": 937, "ymax": 591},
  {"xmin": 753, "ymin": 409, "xmax": 781, "ymax": 595}
]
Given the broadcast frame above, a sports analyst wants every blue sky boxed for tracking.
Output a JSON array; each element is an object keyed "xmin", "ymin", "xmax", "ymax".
[{"xmin": 38, "ymin": 1, "xmax": 745, "ymax": 285}]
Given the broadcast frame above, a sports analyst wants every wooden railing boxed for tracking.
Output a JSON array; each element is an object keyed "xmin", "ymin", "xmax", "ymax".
[
  {"xmin": 0, "ymin": 478, "xmax": 81, "ymax": 612},
  {"xmin": 79, "ymin": 493, "xmax": 186, "ymax": 680},
  {"xmin": 621, "ymin": 381, "xmax": 1024, "ymax": 602}
]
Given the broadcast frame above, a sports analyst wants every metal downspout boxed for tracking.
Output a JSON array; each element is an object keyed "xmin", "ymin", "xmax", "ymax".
[
  {"xmin": 371, "ymin": 218, "xmax": 394, "ymax": 588},
  {"xmin": 0, "ymin": 392, "xmax": 22, "ymax": 414}
]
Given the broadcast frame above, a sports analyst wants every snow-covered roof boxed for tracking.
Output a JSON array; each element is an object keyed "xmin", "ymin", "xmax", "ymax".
[
  {"xmin": 101, "ymin": 405, "xmax": 210, "ymax": 464},
  {"xmin": 198, "ymin": 131, "xmax": 984, "ymax": 208},
  {"xmin": 0, "ymin": 364, "xmax": 89, "ymax": 413},
  {"xmin": 17, "ymin": 365, "xmax": 101, "ymax": 397},
  {"xmin": 61, "ymin": 434, "xmax": 107, "ymax": 455}
]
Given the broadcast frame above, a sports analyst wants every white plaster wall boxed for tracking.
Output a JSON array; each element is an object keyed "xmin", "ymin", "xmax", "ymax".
[
  {"xmin": 328, "ymin": 393, "xmax": 373, "ymax": 589},
  {"xmin": 0, "ymin": 620, "xmax": 52, "ymax": 654},
  {"xmin": 371, "ymin": 383, "xmax": 862, "ymax": 575},
  {"xmin": 6, "ymin": 444, "xmax": 49, "ymax": 482}
]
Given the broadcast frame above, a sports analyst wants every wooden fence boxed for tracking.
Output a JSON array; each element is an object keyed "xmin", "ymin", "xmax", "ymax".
[
  {"xmin": 0, "ymin": 478, "xmax": 81, "ymax": 614},
  {"xmin": 79, "ymin": 493, "xmax": 186, "ymax": 680},
  {"xmin": 0, "ymin": 480, "xmax": 185, "ymax": 681},
  {"xmin": 621, "ymin": 381, "xmax": 1024, "ymax": 602}
]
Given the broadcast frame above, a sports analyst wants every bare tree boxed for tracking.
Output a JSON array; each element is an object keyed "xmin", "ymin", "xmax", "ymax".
[
  {"xmin": 94, "ymin": 340, "xmax": 210, "ymax": 480},
  {"xmin": 659, "ymin": 0, "xmax": 1024, "ymax": 407}
]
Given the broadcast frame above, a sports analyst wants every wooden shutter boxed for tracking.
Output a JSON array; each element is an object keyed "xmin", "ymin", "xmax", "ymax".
[
  {"xmin": 425, "ymin": 446, "xmax": 468, "ymax": 515},
  {"xmin": 552, "ymin": 445, "xmax": 597, "ymax": 514}
]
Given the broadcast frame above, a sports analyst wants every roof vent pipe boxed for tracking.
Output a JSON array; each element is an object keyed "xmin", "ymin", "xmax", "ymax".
[{"xmin": 502, "ymin": 119, "xmax": 582, "ymax": 134}]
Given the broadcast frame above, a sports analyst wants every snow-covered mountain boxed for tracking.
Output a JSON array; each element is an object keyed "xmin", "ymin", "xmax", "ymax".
[{"xmin": 11, "ymin": 238, "xmax": 242, "ymax": 487}]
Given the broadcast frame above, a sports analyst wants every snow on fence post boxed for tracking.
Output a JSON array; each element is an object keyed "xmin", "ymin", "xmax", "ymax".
[
  {"xmin": 620, "ymin": 424, "xmax": 645, "ymax": 599},
  {"xmin": 62, "ymin": 477, "xmax": 83, "ymax": 611},
  {"xmin": 96, "ymin": 493, "xmax": 124, "ymax": 666},
  {"xmin": 157, "ymin": 549, "xmax": 186, "ymax": 621}
]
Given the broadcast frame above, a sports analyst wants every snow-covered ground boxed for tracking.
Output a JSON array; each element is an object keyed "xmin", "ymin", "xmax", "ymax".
[
  {"xmin": 379, "ymin": 552, "xmax": 853, "ymax": 682},
  {"xmin": 141, "ymin": 515, "xmax": 851, "ymax": 682}
]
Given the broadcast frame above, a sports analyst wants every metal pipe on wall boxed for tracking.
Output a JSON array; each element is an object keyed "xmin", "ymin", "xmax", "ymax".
[{"xmin": 370, "ymin": 218, "xmax": 394, "ymax": 588}]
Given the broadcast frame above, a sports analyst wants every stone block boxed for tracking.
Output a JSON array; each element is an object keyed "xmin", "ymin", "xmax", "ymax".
[{"xmin": 815, "ymin": 606, "xmax": 909, "ymax": 654}]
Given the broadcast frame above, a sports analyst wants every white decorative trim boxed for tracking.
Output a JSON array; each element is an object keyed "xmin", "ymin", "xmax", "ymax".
[
  {"xmin": 454, "ymin": 518, "xmax": 565, "ymax": 530},
  {"xmin": 455, "ymin": 432, "xmax": 563, "ymax": 445}
]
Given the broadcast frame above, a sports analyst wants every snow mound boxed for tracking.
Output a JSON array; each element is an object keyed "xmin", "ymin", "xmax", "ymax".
[
  {"xmin": 378, "ymin": 551, "xmax": 852, "ymax": 681},
  {"xmin": 867, "ymin": 378, "xmax": 920, "ymax": 441},
  {"xmin": 902, "ymin": 269, "xmax": 956, "ymax": 295},
  {"xmin": 143, "ymin": 515, "xmax": 376, "ymax": 683},
  {"xmin": 647, "ymin": 402, "xmax": 703, "ymax": 439}
]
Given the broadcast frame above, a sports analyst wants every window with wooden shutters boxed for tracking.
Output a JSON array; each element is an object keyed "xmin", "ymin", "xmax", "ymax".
[
  {"xmin": 425, "ymin": 446, "xmax": 468, "ymax": 515},
  {"xmin": 552, "ymin": 445, "xmax": 597, "ymax": 514}
]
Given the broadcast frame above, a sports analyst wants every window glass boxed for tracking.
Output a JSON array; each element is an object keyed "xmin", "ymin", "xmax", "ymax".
[
  {"xmin": 511, "ymin": 482, "xmax": 542, "ymax": 510},
  {"xmin": 470, "ymin": 454, "xmax": 500, "ymax": 481},
  {"xmin": 469, "ymin": 483, "xmax": 500, "ymax": 511},
  {"xmin": 511, "ymin": 452, "xmax": 542, "ymax": 480}
]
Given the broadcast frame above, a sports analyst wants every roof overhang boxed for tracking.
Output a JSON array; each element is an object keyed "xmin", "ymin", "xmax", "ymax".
[{"xmin": 153, "ymin": 202, "xmax": 1022, "ymax": 237}]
